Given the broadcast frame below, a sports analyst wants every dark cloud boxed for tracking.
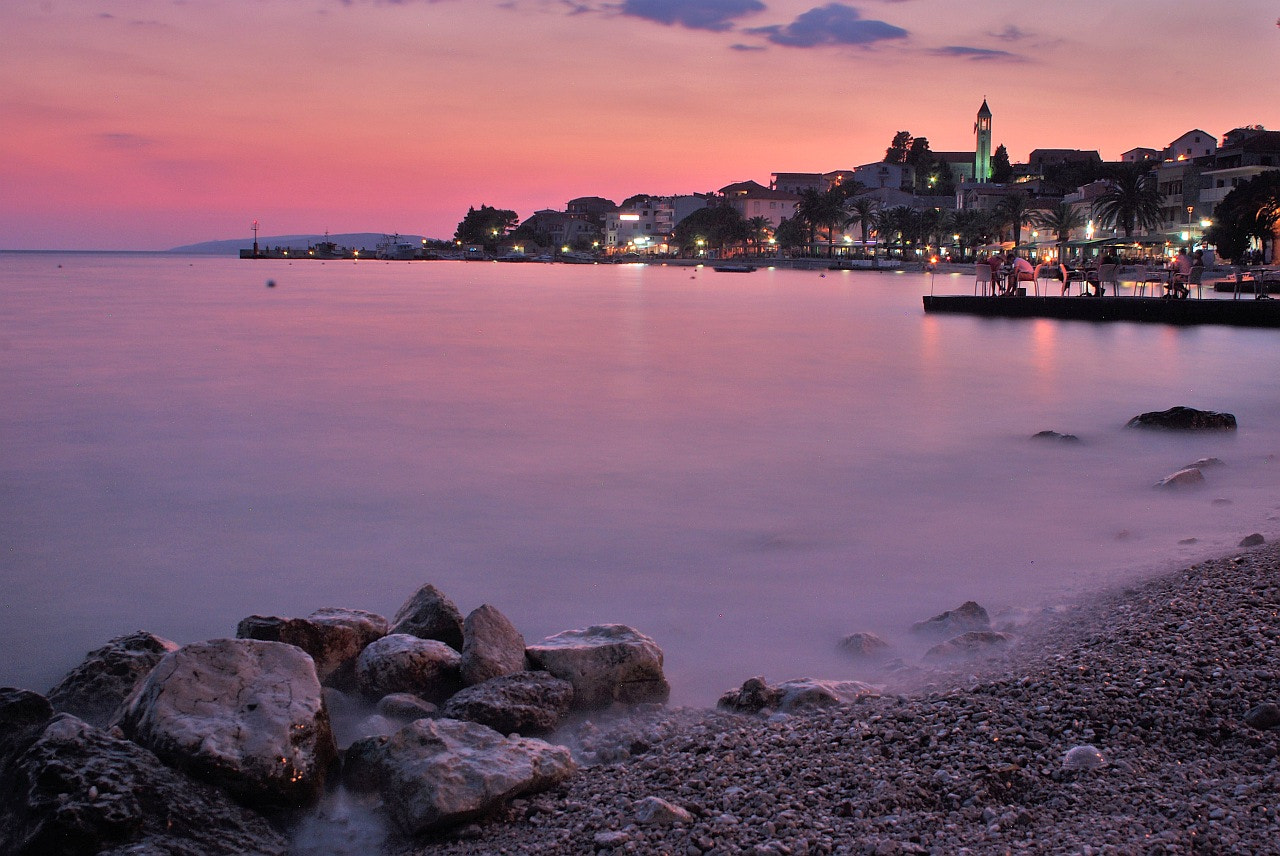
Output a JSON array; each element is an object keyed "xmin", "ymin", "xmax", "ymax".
[
  {"xmin": 618, "ymin": 0, "xmax": 766, "ymax": 32},
  {"xmin": 933, "ymin": 45, "xmax": 1023, "ymax": 61},
  {"xmin": 729, "ymin": 42, "xmax": 767, "ymax": 51},
  {"xmin": 988, "ymin": 25, "xmax": 1029, "ymax": 41},
  {"xmin": 748, "ymin": 3, "xmax": 908, "ymax": 48}
]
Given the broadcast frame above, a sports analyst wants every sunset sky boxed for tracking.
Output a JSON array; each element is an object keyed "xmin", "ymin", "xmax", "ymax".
[{"xmin": 4, "ymin": 0, "xmax": 1277, "ymax": 250}]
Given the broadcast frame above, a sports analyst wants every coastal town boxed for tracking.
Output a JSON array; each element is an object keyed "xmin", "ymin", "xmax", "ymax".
[{"xmin": 246, "ymin": 102, "xmax": 1279, "ymax": 275}]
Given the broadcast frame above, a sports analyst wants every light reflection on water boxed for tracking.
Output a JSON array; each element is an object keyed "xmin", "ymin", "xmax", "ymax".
[{"xmin": 3, "ymin": 255, "xmax": 1278, "ymax": 705}]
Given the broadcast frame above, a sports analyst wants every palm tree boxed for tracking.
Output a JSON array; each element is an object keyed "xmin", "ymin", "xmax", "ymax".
[
  {"xmin": 1093, "ymin": 164, "xmax": 1164, "ymax": 238},
  {"xmin": 951, "ymin": 209, "xmax": 993, "ymax": 262},
  {"xmin": 878, "ymin": 206, "xmax": 919, "ymax": 260},
  {"xmin": 797, "ymin": 190, "xmax": 848, "ymax": 257},
  {"xmin": 992, "ymin": 192, "xmax": 1035, "ymax": 251},
  {"xmin": 1032, "ymin": 201, "xmax": 1087, "ymax": 261},
  {"xmin": 844, "ymin": 195, "xmax": 880, "ymax": 260},
  {"xmin": 745, "ymin": 215, "xmax": 772, "ymax": 256}
]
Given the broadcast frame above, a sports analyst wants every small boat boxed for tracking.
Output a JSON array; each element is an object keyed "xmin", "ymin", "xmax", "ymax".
[
  {"xmin": 311, "ymin": 233, "xmax": 346, "ymax": 259},
  {"xmin": 375, "ymin": 234, "xmax": 419, "ymax": 260},
  {"xmin": 713, "ymin": 264, "xmax": 756, "ymax": 273}
]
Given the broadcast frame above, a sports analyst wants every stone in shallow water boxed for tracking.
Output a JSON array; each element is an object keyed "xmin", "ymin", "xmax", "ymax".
[
  {"xmin": 911, "ymin": 601, "xmax": 990, "ymax": 637},
  {"xmin": 1062, "ymin": 744, "xmax": 1107, "ymax": 771},
  {"xmin": 1126, "ymin": 406, "xmax": 1237, "ymax": 431},
  {"xmin": 1238, "ymin": 533, "xmax": 1266, "ymax": 547},
  {"xmin": 1155, "ymin": 467, "xmax": 1204, "ymax": 488}
]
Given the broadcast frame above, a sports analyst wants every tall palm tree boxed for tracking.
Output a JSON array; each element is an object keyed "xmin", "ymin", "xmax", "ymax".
[
  {"xmin": 878, "ymin": 206, "xmax": 919, "ymax": 260},
  {"xmin": 951, "ymin": 209, "xmax": 993, "ymax": 262},
  {"xmin": 1093, "ymin": 164, "xmax": 1164, "ymax": 238},
  {"xmin": 1032, "ymin": 201, "xmax": 1087, "ymax": 260},
  {"xmin": 745, "ymin": 215, "xmax": 772, "ymax": 256},
  {"xmin": 992, "ymin": 192, "xmax": 1035, "ymax": 251},
  {"xmin": 844, "ymin": 195, "xmax": 880, "ymax": 260}
]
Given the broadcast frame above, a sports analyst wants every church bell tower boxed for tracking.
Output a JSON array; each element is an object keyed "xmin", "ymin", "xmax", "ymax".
[{"xmin": 974, "ymin": 99, "xmax": 992, "ymax": 183}]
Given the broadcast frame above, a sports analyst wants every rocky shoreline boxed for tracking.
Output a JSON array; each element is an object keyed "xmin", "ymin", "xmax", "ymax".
[
  {"xmin": 404, "ymin": 540, "xmax": 1280, "ymax": 855},
  {"xmin": 3, "ymin": 511, "xmax": 1276, "ymax": 854}
]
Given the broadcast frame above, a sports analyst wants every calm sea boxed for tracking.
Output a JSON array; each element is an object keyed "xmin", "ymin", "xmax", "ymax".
[{"xmin": 3, "ymin": 253, "xmax": 1277, "ymax": 705}]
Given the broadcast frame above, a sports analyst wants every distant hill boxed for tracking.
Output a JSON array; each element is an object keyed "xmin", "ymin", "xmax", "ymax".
[{"xmin": 168, "ymin": 233, "xmax": 428, "ymax": 255}]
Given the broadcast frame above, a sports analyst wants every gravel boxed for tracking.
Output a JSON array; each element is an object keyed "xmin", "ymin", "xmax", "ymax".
[{"xmin": 397, "ymin": 542, "xmax": 1280, "ymax": 855}]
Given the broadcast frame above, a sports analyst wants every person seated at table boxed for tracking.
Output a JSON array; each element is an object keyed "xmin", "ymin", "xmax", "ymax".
[
  {"xmin": 1167, "ymin": 248, "xmax": 1192, "ymax": 298},
  {"xmin": 1003, "ymin": 251, "xmax": 1035, "ymax": 294}
]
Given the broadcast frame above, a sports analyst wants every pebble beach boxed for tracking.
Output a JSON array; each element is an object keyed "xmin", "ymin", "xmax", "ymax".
[{"xmin": 405, "ymin": 539, "xmax": 1280, "ymax": 855}]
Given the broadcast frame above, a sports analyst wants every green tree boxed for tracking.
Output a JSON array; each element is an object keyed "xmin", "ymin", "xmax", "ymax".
[
  {"xmin": 672, "ymin": 204, "xmax": 749, "ymax": 256},
  {"xmin": 1093, "ymin": 164, "xmax": 1163, "ymax": 238},
  {"xmin": 773, "ymin": 216, "xmax": 808, "ymax": 254},
  {"xmin": 885, "ymin": 131, "xmax": 913, "ymax": 164},
  {"xmin": 1205, "ymin": 170, "xmax": 1280, "ymax": 262},
  {"xmin": 993, "ymin": 192, "xmax": 1035, "ymax": 250},
  {"xmin": 454, "ymin": 205, "xmax": 519, "ymax": 246},
  {"xmin": 745, "ymin": 215, "xmax": 772, "ymax": 256},
  {"xmin": 990, "ymin": 145, "xmax": 1013, "ymax": 183},
  {"xmin": 844, "ymin": 195, "xmax": 880, "ymax": 259},
  {"xmin": 951, "ymin": 209, "xmax": 995, "ymax": 261},
  {"xmin": 877, "ymin": 206, "xmax": 919, "ymax": 259},
  {"xmin": 1032, "ymin": 202, "xmax": 1087, "ymax": 259},
  {"xmin": 797, "ymin": 189, "xmax": 849, "ymax": 256}
]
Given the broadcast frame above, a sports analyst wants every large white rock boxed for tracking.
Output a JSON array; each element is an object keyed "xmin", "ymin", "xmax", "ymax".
[
  {"xmin": 525, "ymin": 624, "xmax": 669, "ymax": 709},
  {"xmin": 355, "ymin": 633, "xmax": 462, "ymax": 702},
  {"xmin": 460, "ymin": 604, "xmax": 527, "ymax": 686},
  {"xmin": 350, "ymin": 717, "xmax": 575, "ymax": 835},
  {"xmin": 118, "ymin": 638, "xmax": 336, "ymax": 807}
]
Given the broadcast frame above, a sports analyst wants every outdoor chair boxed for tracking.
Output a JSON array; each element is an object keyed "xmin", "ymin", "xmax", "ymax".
[
  {"xmin": 1097, "ymin": 264, "xmax": 1119, "ymax": 297},
  {"xmin": 1189, "ymin": 267, "xmax": 1205, "ymax": 299},
  {"xmin": 974, "ymin": 263, "xmax": 993, "ymax": 296},
  {"xmin": 1033, "ymin": 263, "xmax": 1057, "ymax": 297}
]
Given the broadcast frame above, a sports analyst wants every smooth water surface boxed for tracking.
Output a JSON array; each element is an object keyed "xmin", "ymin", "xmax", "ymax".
[{"xmin": 3, "ymin": 254, "xmax": 1278, "ymax": 704}]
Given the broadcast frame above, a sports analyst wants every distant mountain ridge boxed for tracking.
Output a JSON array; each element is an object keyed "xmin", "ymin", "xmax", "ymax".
[{"xmin": 168, "ymin": 233, "xmax": 428, "ymax": 255}]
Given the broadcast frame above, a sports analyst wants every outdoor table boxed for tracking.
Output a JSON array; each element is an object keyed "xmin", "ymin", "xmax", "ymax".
[{"xmin": 1142, "ymin": 268, "xmax": 1171, "ymax": 297}]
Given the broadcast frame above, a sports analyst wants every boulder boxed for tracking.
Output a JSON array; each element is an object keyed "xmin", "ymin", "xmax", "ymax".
[
  {"xmin": 236, "ymin": 608, "xmax": 387, "ymax": 690},
  {"xmin": 118, "ymin": 638, "xmax": 336, "ymax": 807},
  {"xmin": 0, "ymin": 688, "xmax": 55, "ymax": 771},
  {"xmin": 525, "ymin": 624, "xmax": 669, "ymax": 710},
  {"xmin": 1155, "ymin": 467, "xmax": 1205, "ymax": 488},
  {"xmin": 345, "ymin": 717, "xmax": 575, "ymax": 835},
  {"xmin": 441, "ymin": 672, "xmax": 574, "ymax": 736},
  {"xmin": 388, "ymin": 584, "xmax": 464, "ymax": 650},
  {"xmin": 773, "ymin": 678, "xmax": 878, "ymax": 713},
  {"xmin": 1125, "ymin": 406, "xmax": 1237, "ymax": 431},
  {"xmin": 460, "ymin": 604, "xmax": 527, "ymax": 686},
  {"xmin": 1239, "ymin": 533, "xmax": 1266, "ymax": 547},
  {"xmin": 838, "ymin": 632, "xmax": 891, "ymax": 660},
  {"xmin": 355, "ymin": 634, "xmax": 462, "ymax": 702},
  {"xmin": 1243, "ymin": 703, "xmax": 1280, "ymax": 730},
  {"xmin": 717, "ymin": 677, "xmax": 877, "ymax": 714},
  {"xmin": 45, "ymin": 632, "xmax": 178, "ymax": 729},
  {"xmin": 1031, "ymin": 430, "xmax": 1080, "ymax": 443},
  {"xmin": 376, "ymin": 693, "xmax": 438, "ymax": 722},
  {"xmin": 911, "ymin": 601, "xmax": 990, "ymax": 637},
  {"xmin": 923, "ymin": 630, "xmax": 1012, "ymax": 661},
  {"xmin": 0, "ymin": 712, "xmax": 288, "ymax": 855},
  {"xmin": 717, "ymin": 676, "xmax": 781, "ymax": 714}
]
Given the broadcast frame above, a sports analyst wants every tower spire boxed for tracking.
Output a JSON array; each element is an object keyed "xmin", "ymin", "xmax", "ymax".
[{"xmin": 974, "ymin": 99, "xmax": 992, "ymax": 183}]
